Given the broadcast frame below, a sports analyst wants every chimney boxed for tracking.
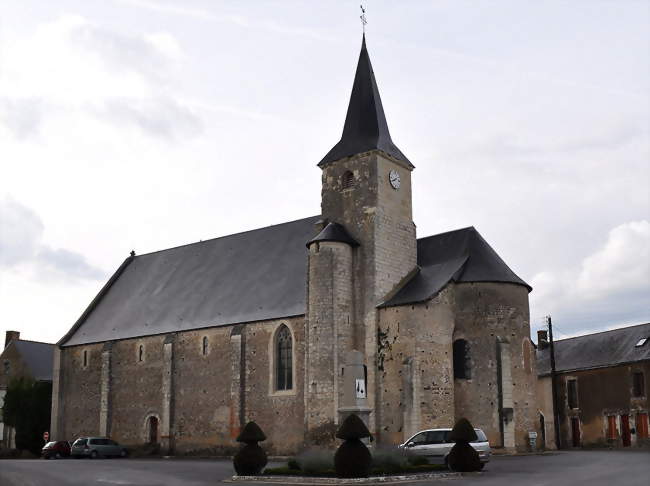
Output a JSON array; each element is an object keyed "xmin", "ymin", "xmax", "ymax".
[
  {"xmin": 5, "ymin": 330, "xmax": 20, "ymax": 349},
  {"xmin": 537, "ymin": 330, "xmax": 548, "ymax": 349}
]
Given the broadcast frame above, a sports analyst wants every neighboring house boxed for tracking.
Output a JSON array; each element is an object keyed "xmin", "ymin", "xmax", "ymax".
[
  {"xmin": 0, "ymin": 331, "xmax": 54, "ymax": 448},
  {"xmin": 51, "ymin": 35, "xmax": 539, "ymax": 455},
  {"xmin": 537, "ymin": 323, "xmax": 650, "ymax": 449}
]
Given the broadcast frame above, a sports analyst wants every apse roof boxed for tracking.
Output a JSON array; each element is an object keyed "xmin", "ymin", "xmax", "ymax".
[
  {"xmin": 319, "ymin": 35, "xmax": 412, "ymax": 168},
  {"xmin": 537, "ymin": 323, "xmax": 650, "ymax": 376},
  {"xmin": 59, "ymin": 218, "xmax": 530, "ymax": 347},
  {"xmin": 380, "ymin": 226, "xmax": 531, "ymax": 307}
]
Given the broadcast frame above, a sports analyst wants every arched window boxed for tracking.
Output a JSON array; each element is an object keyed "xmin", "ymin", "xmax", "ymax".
[
  {"xmin": 202, "ymin": 336, "xmax": 208, "ymax": 356},
  {"xmin": 453, "ymin": 339, "xmax": 471, "ymax": 380},
  {"xmin": 276, "ymin": 325, "xmax": 293, "ymax": 390},
  {"xmin": 147, "ymin": 416, "xmax": 159, "ymax": 444},
  {"xmin": 342, "ymin": 171, "xmax": 355, "ymax": 189},
  {"xmin": 138, "ymin": 345, "xmax": 144, "ymax": 362}
]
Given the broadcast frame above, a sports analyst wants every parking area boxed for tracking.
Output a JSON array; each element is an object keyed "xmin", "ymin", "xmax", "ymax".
[{"xmin": 0, "ymin": 450, "xmax": 648, "ymax": 486}]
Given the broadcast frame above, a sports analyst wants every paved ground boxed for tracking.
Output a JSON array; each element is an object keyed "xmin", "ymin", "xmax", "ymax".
[{"xmin": 0, "ymin": 450, "xmax": 648, "ymax": 486}]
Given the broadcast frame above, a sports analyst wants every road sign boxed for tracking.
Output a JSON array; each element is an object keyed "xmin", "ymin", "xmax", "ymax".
[{"xmin": 43, "ymin": 431, "xmax": 49, "ymax": 441}]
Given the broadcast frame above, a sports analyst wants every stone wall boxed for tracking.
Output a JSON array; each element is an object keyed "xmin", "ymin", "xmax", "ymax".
[
  {"xmin": 453, "ymin": 282, "xmax": 539, "ymax": 452},
  {"xmin": 56, "ymin": 316, "xmax": 306, "ymax": 455},
  {"xmin": 376, "ymin": 287, "xmax": 456, "ymax": 446},
  {"xmin": 552, "ymin": 363, "xmax": 650, "ymax": 448},
  {"xmin": 58, "ymin": 343, "xmax": 103, "ymax": 440}
]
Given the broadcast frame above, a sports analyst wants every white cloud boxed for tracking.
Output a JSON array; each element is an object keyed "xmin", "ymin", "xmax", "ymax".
[
  {"xmin": 0, "ymin": 197, "xmax": 105, "ymax": 282},
  {"xmin": 577, "ymin": 221, "xmax": 649, "ymax": 299},
  {"xmin": 530, "ymin": 220, "xmax": 650, "ymax": 333}
]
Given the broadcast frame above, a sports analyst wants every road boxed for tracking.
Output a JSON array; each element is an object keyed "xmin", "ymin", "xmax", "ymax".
[{"xmin": 0, "ymin": 450, "xmax": 648, "ymax": 486}]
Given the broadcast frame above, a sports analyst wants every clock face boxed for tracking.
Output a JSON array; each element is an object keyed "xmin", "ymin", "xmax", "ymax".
[{"xmin": 389, "ymin": 169, "xmax": 401, "ymax": 190}]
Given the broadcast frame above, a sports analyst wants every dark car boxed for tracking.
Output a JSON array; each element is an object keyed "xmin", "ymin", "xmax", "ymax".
[
  {"xmin": 42, "ymin": 441, "xmax": 71, "ymax": 459},
  {"xmin": 71, "ymin": 437, "xmax": 128, "ymax": 458}
]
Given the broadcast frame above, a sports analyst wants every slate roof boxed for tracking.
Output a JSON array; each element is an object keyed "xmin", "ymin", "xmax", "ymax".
[
  {"xmin": 59, "ymin": 218, "xmax": 530, "ymax": 347},
  {"xmin": 381, "ymin": 226, "xmax": 531, "ymax": 307},
  {"xmin": 319, "ymin": 35, "xmax": 412, "ymax": 168},
  {"xmin": 537, "ymin": 323, "xmax": 650, "ymax": 376},
  {"xmin": 60, "ymin": 216, "xmax": 321, "ymax": 347},
  {"xmin": 307, "ymin": 222, "xmax": 359, "ymax": 248},
  {"xmin": 4, "ymin": 340, "xmax": 54, "ymax": 381}
]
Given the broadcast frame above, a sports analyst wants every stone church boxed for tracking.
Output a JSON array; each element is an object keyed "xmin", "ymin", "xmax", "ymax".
[{"xmin": 51, "ymin": 36, "xmax": 539, "ymax": 454}]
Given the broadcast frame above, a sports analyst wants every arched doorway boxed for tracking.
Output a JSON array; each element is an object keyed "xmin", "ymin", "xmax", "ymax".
[{"xmin": 147, "ymin": 416, "xmax": 159, "ymax": 444}]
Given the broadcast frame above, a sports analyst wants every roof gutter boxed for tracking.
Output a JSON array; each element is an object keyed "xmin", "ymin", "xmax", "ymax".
[{"xmin": 57, "ymin": 255, "xmax": 136, "ymax": 347}]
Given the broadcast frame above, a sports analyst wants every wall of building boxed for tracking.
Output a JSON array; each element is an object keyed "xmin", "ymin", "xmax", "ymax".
[
  {"xmin": 553, "ymin": 362, "xmax": 650, "ymax": 448},
  {"xmin": 536, "ymin": 375, "xmax": 557, "ymax": 449},
  {"xmin": 453, "ymin": 282, "xmax": 539, "ymax": 452},
  {"xmin": 56, "ymin": 316, "xmax": 306, "ymax": 455},
  {"xmin": 376, "ymin": 286, "xmax": 456, "ymax": 446},
  {"xmin": 58, "ymin": 343, "xmax": 103, "ymax": 440}
]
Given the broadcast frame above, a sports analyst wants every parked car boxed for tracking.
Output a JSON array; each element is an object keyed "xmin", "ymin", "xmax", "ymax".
[
  {"xmin": 71, "ymin": 437, "xmax": 128, "ymax": 458},
  {"xmin": 41, "ymin": 441, "xmax": 71, "ymax": 459},
  {"xmin": 399, "ymin": 428, "xmax": 491, "ymax": 467}
]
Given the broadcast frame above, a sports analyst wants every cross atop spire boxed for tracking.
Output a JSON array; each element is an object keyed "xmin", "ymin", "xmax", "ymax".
[
  {"xmin": 360, "ymin": 5, "xmax": 367, "ymax": 34},
  {"xmin": 318, "ymin": 36, "xmax": 412, "ymax": 168}
]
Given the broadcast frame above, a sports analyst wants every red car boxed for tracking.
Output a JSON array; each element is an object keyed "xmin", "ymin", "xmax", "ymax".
[{"xmin": 42, "ymin": 441, "xmax": 71, "ymax": 459}]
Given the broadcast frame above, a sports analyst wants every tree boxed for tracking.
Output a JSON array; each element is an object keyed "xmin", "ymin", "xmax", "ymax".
[{"xmin": 1, "ymin": 377, "xmax": 52, "ymax": 455}]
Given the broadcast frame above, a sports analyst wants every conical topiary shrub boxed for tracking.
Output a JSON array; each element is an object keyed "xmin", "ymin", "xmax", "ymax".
[
  {"xmin": 446, "ymin": 418, "xmax": 482, "ymax": 472},
  {"xmin": 334, "ymin": 414, "xmax": 372, "ymax": 478},
  {"xmin": 233, "ymin": 421, "xmax": 268, "ymax": 475}
]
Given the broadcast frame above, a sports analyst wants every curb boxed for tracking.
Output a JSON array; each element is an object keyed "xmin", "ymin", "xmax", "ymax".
[{"xmin": 228, "ymin": 472, "xmax": 463, "ymax": 484}]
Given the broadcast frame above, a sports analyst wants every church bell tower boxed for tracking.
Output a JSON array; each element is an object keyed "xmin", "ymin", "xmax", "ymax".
[{"xmin": 305, "ymin": 35, "xmax": 417, "ymax": 440}]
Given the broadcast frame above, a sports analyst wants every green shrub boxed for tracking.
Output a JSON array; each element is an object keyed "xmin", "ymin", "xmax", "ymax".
[
  {"xmin": 287, "ymin": 458, "xmax": 300, "ymax": 470},
  {"xmin": 297, "ymin": 448, "xmax": 334, "ymax": 474},
  {"xmin": 371, "ymin": 446, "xmax": 408, "ymax": 474}
]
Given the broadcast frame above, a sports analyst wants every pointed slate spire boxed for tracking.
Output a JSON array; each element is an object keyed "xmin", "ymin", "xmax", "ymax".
[{"xmin": 319, "ymin": 35, "xmax": 412, "ymax": 168}]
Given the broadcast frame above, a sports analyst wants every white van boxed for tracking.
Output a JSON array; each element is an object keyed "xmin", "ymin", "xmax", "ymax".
[{"xmin": 399, "ymin": 428, "xmax": 491, "ymax": 467}]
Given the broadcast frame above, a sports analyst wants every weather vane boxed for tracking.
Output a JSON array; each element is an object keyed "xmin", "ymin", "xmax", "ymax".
[{"xmin": 360, "ymin": 5, "xmax": 367, "ymax": 34}]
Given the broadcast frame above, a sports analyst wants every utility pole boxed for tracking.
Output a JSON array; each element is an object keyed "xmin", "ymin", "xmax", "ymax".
[{"xmin": 548, "ymin": 315, "xmax": 562, "ymax": 449}]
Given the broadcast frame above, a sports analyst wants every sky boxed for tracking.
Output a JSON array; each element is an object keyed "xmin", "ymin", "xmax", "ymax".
[{"xmin": 0, "ymin": 0, "xmax": 648, "ymax": 345}]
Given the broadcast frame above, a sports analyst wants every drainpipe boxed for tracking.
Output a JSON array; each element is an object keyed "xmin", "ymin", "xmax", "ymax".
[{"xmin": 548, "ymin": 316, "xmax": 562, "ymax": 449}]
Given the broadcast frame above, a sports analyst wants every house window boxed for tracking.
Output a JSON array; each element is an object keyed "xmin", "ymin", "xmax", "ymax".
[
  {"xmin": 82, "ymin": 350, "xmax": 87, "ymax": 368},
  {"xmin": 3, "ymin": 360, "xmax": 9, "ymax": 375},
  {"xmin": 607, "ymin": 415, "xmax": 618, "ymax": 440},
  {"xmin": 138, "ymin": 345, "xmax": 144, "ymax": 362},
  {"xmin": 342, "ymin": 171, "xmax": 355, "ymax": 189},
  {"xmin": 202, "ymin": 336, "xmax": 209, "ymax": 356},
  {"xmin": 453, "ymin": 339, "xmax": 471, "ymax": 379},
  {"xmin": 632, "ymin": 372, "xmax": 645, "ymax": 397},
  {"xmin": 276, "ymin": 325, "xmax": 293, "ymax": 391},
  {"xmin": 567, "ymin": 379, "xmax": 578, "ymax": 409}
]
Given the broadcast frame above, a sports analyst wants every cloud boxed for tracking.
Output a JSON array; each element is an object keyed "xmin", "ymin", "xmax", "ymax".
[
  {"xmin": 0, "ymin": 97, "xmax": 45, "ymax": 139},
  {"xmin": 0, "ymin": 197, "xmax": 44, "ymax": 266},
  {"xmin": 119, "ymin": 0, "xmax": 335, "ymax": 42},
  {"xmin": 0, "ymin": 15, "xmax": 199, "ymax": 142},
  {"xmin": 0, "ymin": 197, "xmax": 105, "ymax": 282},
  {"xmin": 530, "ymin": 220, "xmax": 650, "ymax": 333},
  {"xmin": 93, "ymin": 96, "xmax": 203, "ymax": 139}
]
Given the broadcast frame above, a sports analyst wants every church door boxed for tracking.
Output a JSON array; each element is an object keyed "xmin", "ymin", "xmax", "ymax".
[{"xmin": 148, "ymin": 416, "xmax": 159, "ymax": 444}]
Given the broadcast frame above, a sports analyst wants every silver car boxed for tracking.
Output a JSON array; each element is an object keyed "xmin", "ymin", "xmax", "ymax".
[
  {"xmin": 399, "ymin": 428, "xmax": 491, "ymax": 467},
  {"xmin": 71, "ymin": 437, "xmax": 128, "ymax": 458}
]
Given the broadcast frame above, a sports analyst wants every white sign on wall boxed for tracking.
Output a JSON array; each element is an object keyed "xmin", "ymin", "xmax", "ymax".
[{"xmin": 355, "ymin": 379, "xmax": 366, "ymax": 398}]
